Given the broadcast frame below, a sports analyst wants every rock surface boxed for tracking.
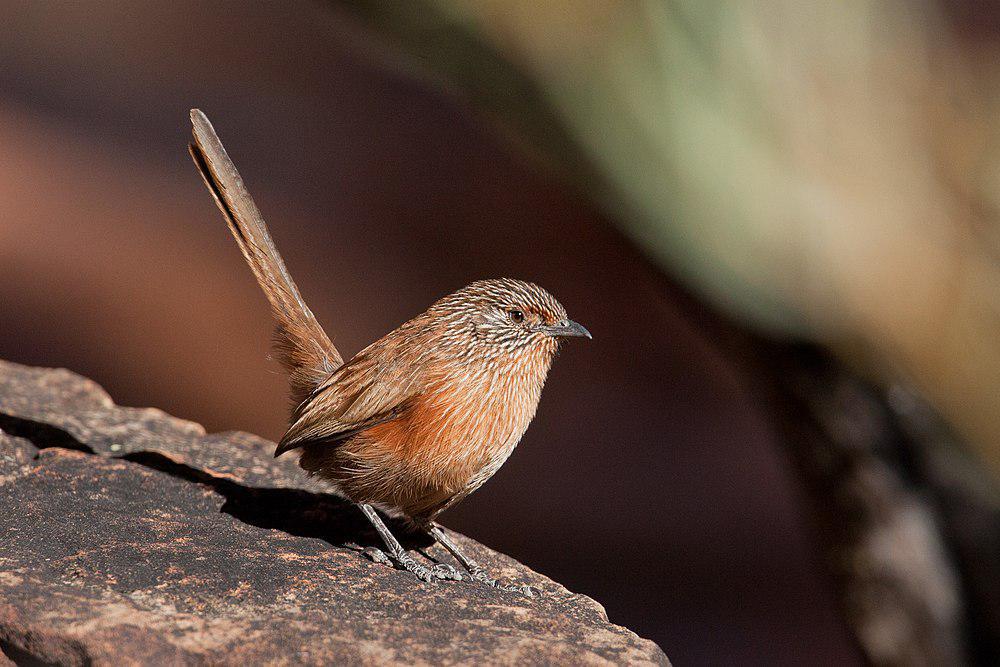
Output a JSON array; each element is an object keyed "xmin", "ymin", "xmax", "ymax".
[{"xmin": 0, "ymin": 360, "xmax": 667, "ymax": 665}]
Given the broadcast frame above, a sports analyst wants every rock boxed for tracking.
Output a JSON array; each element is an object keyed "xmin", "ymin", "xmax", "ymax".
[{"xmin": 0, "ymin": 361, "xmax": 668, "ymax": 665}]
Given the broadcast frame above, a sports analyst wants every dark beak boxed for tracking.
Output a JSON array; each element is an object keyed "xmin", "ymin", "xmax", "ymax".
[{"xmin": 540, "ymin": 320, "xmax": 592, "ymax": 340}]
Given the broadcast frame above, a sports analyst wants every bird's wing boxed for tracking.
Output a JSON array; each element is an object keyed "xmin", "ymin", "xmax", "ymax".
[{"xmin": 275, "ymin": 344, "xmax": 423, "ymax": 456}]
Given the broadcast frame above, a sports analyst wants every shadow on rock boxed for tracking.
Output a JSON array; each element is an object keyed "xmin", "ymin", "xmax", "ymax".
[{"xmin": 0, "ymin": 410, "xmax": 432, "ymax": 553}]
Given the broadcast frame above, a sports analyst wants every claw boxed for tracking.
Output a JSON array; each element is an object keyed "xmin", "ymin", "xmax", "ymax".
[
  {"xmin": 363, "ymin": 546, "xmax": 392, "ymax": 566},
  {"xmin": 505, "ymin": 583, "xmax": 538, "ymax": 597},
  {"xmin": 365, "ymin": 545, "xmax": 464, "ymax": 583},
  {"xmin": 466, "ymin": 564, "xmax": 536, "ymax": 596},
  {"xmin": 396, "ymin": 551, "xmax": 436, "ymax": 582},
  {"xmin": 468, "ymin": 565, "xmax": 496, "ymax": 586},
  {"xmin": 430, "ymin": 563, "xmax": 463, "ymax": 581}
]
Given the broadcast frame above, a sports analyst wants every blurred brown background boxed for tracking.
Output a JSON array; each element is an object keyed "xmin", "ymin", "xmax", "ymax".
[{"xmin": 6, "ymin": 2, "xmax": 1000, "ymax": 665}]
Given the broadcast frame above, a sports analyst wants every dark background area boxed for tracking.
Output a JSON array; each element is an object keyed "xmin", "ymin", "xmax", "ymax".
[{"xmin": 0, "ymin": 3, "xmax": 862, "ymax": 664}]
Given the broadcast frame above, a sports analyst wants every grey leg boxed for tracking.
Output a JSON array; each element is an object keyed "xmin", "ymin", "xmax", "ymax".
[
  {"xmin": 430, "ymin": 525, "xmax": 536, "ymax": 596},
  {"xmin": 430, "ymin": 525, "xmax": 487, "ymax": 577},
  {"xmin": 358, "ymin": 504, "xmax": 460, "ymax": 582}
]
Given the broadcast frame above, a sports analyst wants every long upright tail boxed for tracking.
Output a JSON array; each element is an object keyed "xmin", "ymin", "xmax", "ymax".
[{"xmin": 188, "ymin": 109, "xmax": 342, "ymax": 408}]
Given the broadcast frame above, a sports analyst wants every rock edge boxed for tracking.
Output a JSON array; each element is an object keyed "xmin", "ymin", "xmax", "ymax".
[{"xmin": 0, "ymin": 361, "xmax": 668, "ymax": 665}]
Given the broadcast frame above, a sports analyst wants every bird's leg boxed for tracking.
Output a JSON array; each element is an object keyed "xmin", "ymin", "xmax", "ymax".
[
  {"xmin": 429, "ymin": 525, "xmax": 486, "ymax": 578},
  {"xmin": 358, "ymin": 504, "xmax": 459, "ymax": 581},
  {"xmin": 430, "ymin": 524, "xmax": 536, "ymax": 596}
]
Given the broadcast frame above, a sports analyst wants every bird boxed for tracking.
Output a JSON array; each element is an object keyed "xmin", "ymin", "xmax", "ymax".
[{"xmin": 188, "ymin": 109, "xmax": 590, "ymax": 590}]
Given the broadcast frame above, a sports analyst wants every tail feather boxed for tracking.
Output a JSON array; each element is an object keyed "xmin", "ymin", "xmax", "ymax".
[{"xmin": 188, "ymin": 109, "xmax": 342, "ymax": 408}]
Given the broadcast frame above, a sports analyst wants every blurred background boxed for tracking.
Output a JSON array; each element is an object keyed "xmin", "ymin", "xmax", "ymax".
[{"xmin": 3, "ymin": 1, "xmax": 1000, "ymax": 664}]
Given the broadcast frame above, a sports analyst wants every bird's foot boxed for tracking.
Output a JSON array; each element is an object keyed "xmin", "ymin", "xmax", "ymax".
[
  {"xmin": 396, "ymin": 550, "xmax": 437, "ymax": 582},
  {"xmin": 430, "ymin": 562, "xmax": 463, "ymax": 581},
  {"xmin": 363, "ymin": 546, "xmax": 392, "ymax": 566},
  {"xmin": 364, "ymin": 546, "xmax": 461, "ymax": 582},
  {"xmin": 467, "ymin": 562, "xmax": 537, "ymax": 597}
]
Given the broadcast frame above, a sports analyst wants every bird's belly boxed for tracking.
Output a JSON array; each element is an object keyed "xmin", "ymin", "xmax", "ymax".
[
  {"xmin": 335, "ymin": 378, "xmax": 539, "ymax": 518},
  {"xmin": 394, "ymin": 399, "xmax": 528, "ymax": 490}
]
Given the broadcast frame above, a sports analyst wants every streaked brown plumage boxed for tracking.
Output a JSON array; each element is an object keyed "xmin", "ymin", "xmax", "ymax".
[{"xmin": 188, "ymin": 110, "xmax": 590, "ymax": 587}]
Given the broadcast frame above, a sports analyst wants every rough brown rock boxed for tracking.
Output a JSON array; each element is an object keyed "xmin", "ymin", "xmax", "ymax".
[{"xmin": 0, "ymin": 360, "xmax": 668, "ymax": 665}]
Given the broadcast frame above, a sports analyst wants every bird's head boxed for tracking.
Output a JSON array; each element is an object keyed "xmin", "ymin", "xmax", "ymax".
[{"xmin": 430, "ymin": 278, "xmax": 591, "ymax": 362}]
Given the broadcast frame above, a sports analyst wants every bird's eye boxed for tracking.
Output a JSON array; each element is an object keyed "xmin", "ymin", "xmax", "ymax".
[{"xmin": 508, "ymin": 309, "xmax": 525, "ymax": 324}]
